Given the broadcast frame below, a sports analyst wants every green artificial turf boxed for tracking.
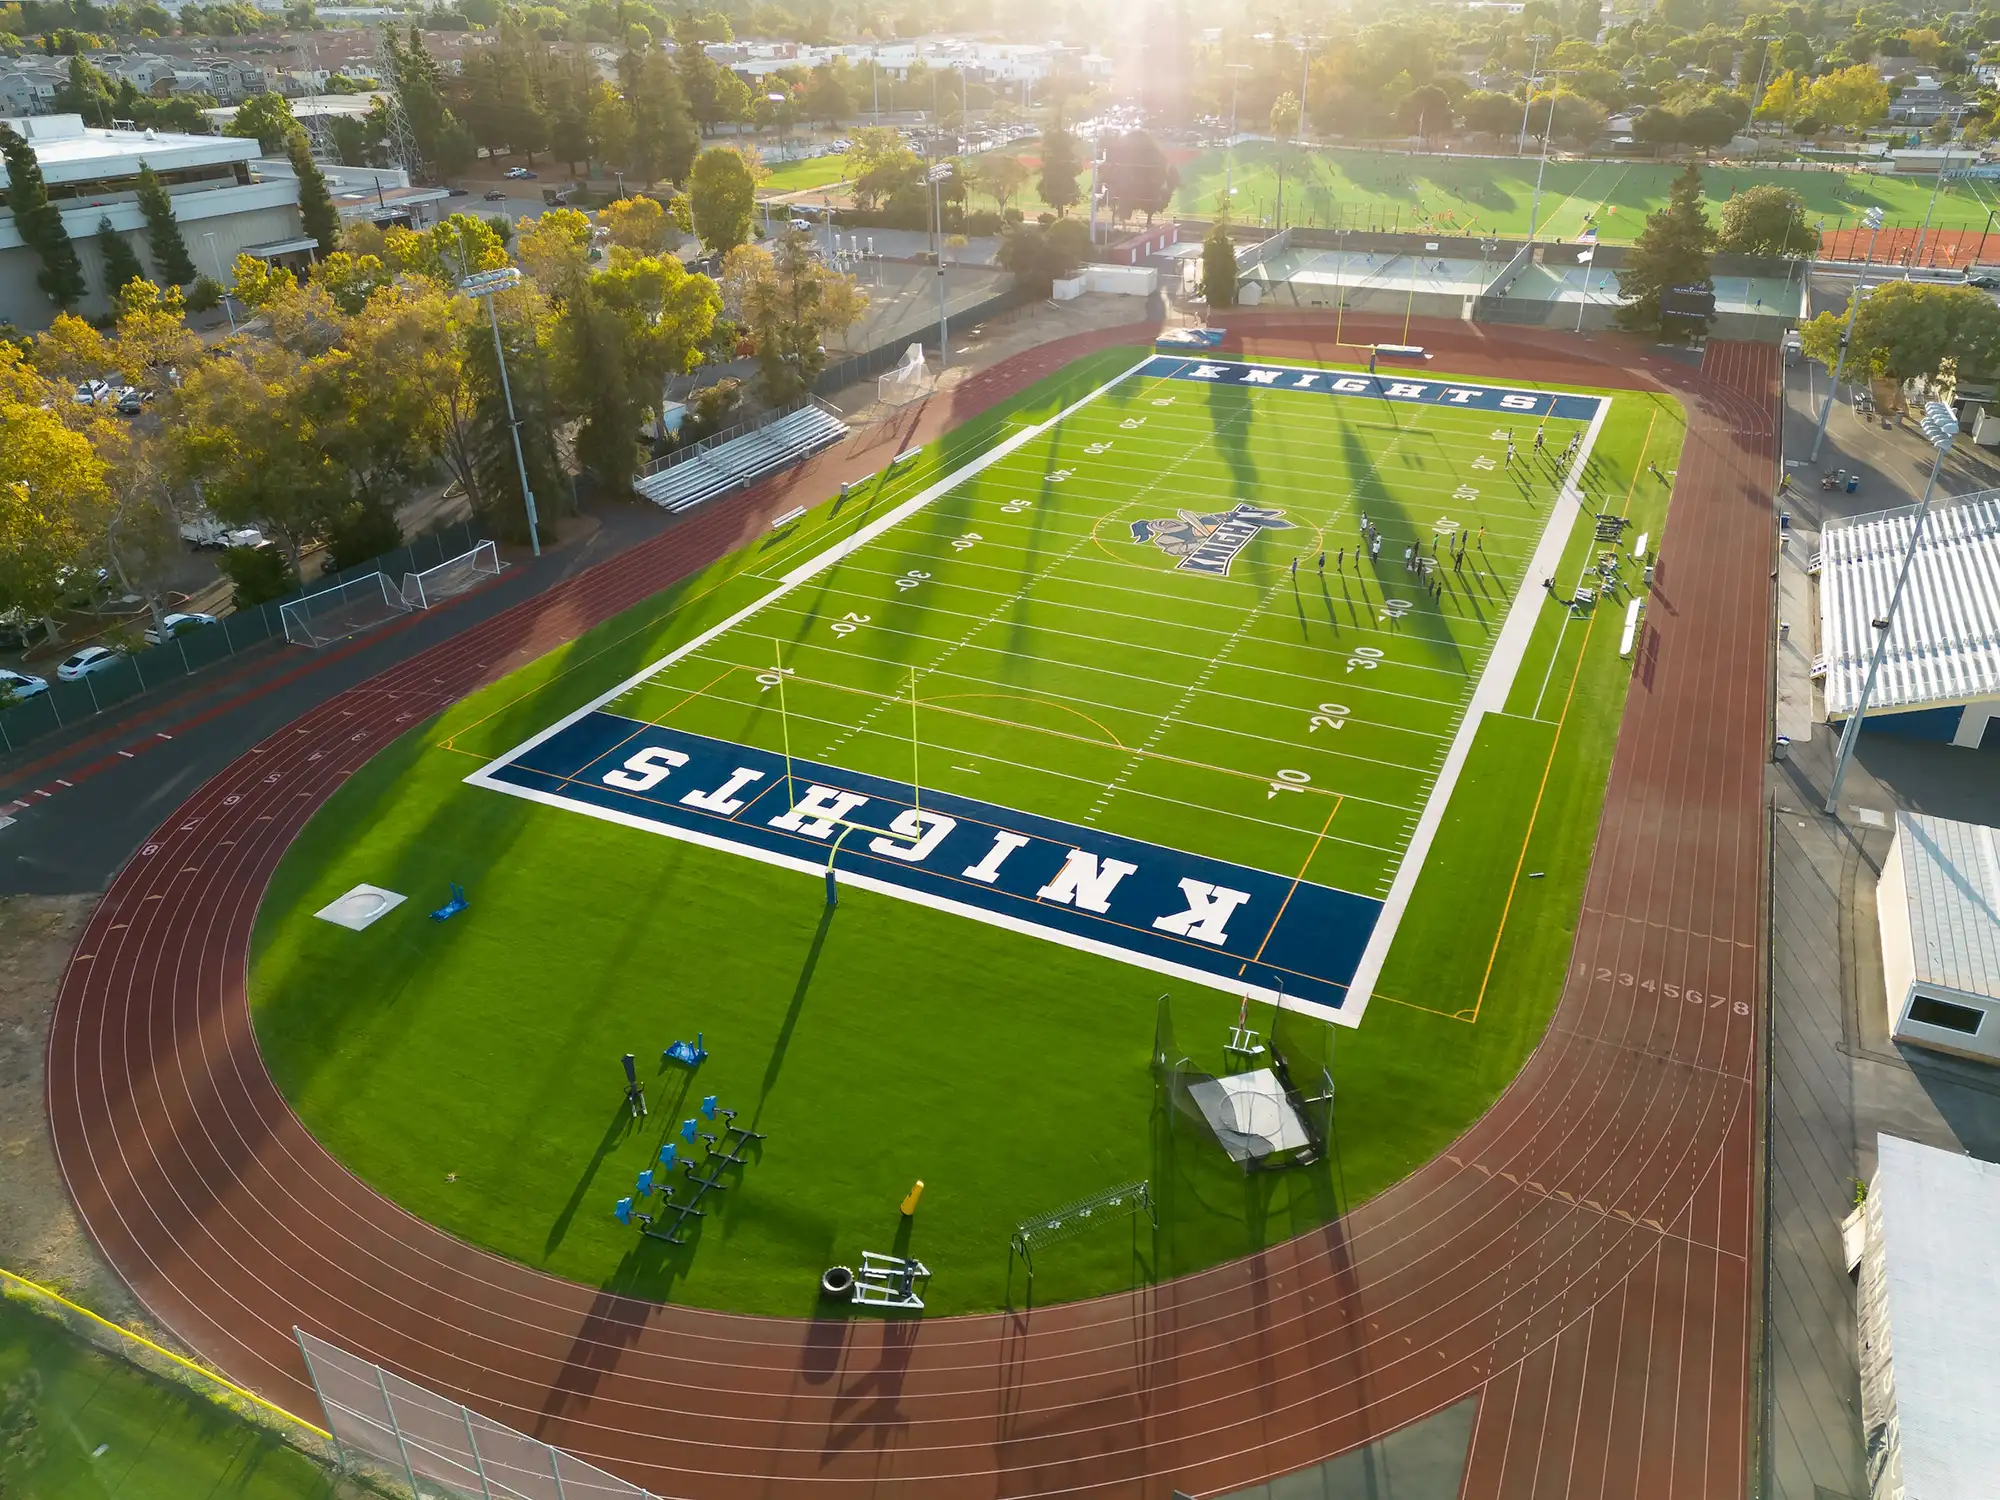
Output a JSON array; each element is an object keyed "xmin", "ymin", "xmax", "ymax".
[
  {"xmin": 0, "ymin": 1296, "xmax": 341, "ymax": 1500},
  {"xmin": 760, "ymin": 152, "xmax": 851, "ymax": 196},
  {"xmin": 251, "ymin": 349, "xmax": 1682, "ymax": 1317},
  {"xmin": 1163, "ymin": 141, "xmax": 2000, "ymax": 243}
]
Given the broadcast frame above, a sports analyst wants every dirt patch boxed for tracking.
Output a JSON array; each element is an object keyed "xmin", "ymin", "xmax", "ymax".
[{"xmin": 0, "ymin": 893, "xmax": 152, "ymax": 1326}]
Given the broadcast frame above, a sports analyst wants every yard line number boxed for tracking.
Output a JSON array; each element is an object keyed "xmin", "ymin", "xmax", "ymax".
[
  {"xmin": 895, "ymin": 570, "xmax": 930, "ymax": 591},
  {"xmin": 1308, "ymin": 703, "xmax": 1350, "ymax": 732},
  {"xmin": 1346, "ymin": 645, "xmax": 1386, "ymax": 674},
  {"xmin": 1268, "ymin": 768, "xmax": 1311, "ymax": 799},
  {"xmin": 831, "ymin": 611, "xmax": 869, "ymax": 637}
]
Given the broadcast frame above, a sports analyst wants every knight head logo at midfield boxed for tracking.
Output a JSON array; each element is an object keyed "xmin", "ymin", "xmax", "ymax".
[{"xmin": 1128, "ymin": 503, "xmax": 1296, "ymax": 577}]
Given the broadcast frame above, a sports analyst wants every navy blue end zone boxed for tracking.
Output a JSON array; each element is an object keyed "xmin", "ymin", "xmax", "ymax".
[
  {"xmin": 1144, "ymin": 354, "xmax": 1604, "ymax": 422},
  {"xmin": 472, "ymin": 714, "xmax": 1380, "ymax": 1018}
]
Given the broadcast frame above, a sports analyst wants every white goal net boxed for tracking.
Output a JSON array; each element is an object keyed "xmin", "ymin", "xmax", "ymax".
[
  {"xmin": 280, "ymin": 572, "xmax": 410, "ymax": 648},
  {"xmin": 400, "ymin": 539, "xmax": 503, "ymax": 609},
  {"xmin": 878, "ymin": 342, "xmax": 932, "ymax": 407}
]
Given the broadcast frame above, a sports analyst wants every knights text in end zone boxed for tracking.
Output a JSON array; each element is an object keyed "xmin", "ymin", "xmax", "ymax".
[
  {"xmin": 1145, "ymin": 355, "xmax": 1606, "ymax": 421},
  {"xmin": 469, "ymin": 716, "xmax": 1383, "ymax": 1021}
]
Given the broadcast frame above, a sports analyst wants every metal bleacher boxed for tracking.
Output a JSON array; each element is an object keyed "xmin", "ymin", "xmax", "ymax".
[
  {"xmin": 1815, "ymin": 492, "xmax": 2000, "ymax": 718},
  {"xmin": 635, "ymin": 401, "xmax": 849, "ymax": 514}
]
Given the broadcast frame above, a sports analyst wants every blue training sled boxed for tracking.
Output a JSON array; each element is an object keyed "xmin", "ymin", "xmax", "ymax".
[{"xmin": 430, "ymin": 883, "xmax": 468, "ymax": 922}]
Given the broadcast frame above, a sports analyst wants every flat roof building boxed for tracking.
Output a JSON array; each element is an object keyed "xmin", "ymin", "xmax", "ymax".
[
  {"xmin": 1877, "ymin": 811, "xmax": 2000, "ymax": 1063},
  {"xmin": 0, "ymin": 113, "xmax": 301, "ymax": 327},
  {"xmin": 1815, "ymin": 493, "xmax": 2000, "ymax": 749},
  {"xmin": 1858, "ymin": 1134, "xmax": 2000, "ymax": 1498}
]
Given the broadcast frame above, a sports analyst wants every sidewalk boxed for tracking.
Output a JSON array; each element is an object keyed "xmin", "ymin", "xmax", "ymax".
[{"xmin": 1759, "ymin": 353, "xmax": 2000, "ymax": 1500}]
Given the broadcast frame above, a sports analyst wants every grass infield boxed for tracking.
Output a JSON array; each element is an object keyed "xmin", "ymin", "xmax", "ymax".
[{"xmin": 252, "ymin": 347, "xmax": 1683, "ymax": 1316}]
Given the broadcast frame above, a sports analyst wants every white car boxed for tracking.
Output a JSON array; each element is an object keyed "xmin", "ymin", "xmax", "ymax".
[
  {"xmin": 144, "ymin": 611, "xmax": 219, "ymax": 645},
  {"xmin": 0, "ymin": 668, "xmax": 48, "ymax": 701},
  {"xmin": 74, "ymin": 378, "xmax": 112, "ymax": 406},
  {"xmin": 56, "ymin": 645, "xmax": 124, "ymax": 681}
]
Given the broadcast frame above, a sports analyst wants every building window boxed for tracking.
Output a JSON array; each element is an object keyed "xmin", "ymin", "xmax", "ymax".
[{"xmin": 1908, "ymin": 995, "xmax": 1985, "ymax": 1035}]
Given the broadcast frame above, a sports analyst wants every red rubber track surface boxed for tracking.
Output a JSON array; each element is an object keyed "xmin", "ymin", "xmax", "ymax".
[{"xmin": 47, "ymin": 316, "xmax": 1777, "ymax": 1500}]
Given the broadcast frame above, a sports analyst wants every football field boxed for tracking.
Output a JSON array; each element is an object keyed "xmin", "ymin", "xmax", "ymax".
[{"xmin": 473, "ymin": 356, "xmax": 1606, "ymax": 1022}]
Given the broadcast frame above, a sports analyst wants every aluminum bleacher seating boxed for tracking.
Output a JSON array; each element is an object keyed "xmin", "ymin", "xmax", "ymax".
[{"xmin": 635, "ymin": 402, "xmax": 849, "ymax": 514}]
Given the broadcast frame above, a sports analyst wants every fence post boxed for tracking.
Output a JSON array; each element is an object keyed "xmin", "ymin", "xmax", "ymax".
[
  {"xmin": 129, "ymin": 653, "xmax": 146, "ymax": 692},
  {"xmin": 1, "ymin": 712, "xmax": 10, "ymax": 754},
  {"xmin": 178, "ymin": 637, "xmax": 190, "ymax": 675},
  {"xmin": 548, "ymin": 1440, "xmax": 569, "ymax": 1500},
  {"xmin": 462, "ymin": 1407, "xmax": 496, "ymax": 1500},
  {"xmin": 375, "ymin": 1367, "xmax": 423, "ymax": 1499},
  {"xmin": 85, "ymin": 676, "xmax": 101, "ymax": 714},
  {"xmin": 293, "ymin": 1330, "xmax": 347, "ymax": 1470}
]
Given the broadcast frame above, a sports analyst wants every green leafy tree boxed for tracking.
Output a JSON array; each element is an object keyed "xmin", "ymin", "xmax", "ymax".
[
  {"xmin": 994, "ymin": 218, "xmax": 1090, "ymax": 297},
  {"xmin": 553, "ymin": 276, "xmax": 642, "ymax": 495},
  {"xmin": 1396, "ymin": 83, "xmax": 1452, "ymax": 138},
  {"xmin": 1, "ymin": 123, "xmax": 87, "ymax": 311},
  {"xmin": 1717, "ymin": 184, "xmax": 1818, "ymax": 255},
  {"xmin": 847, "ymin": 125, "xmax": 923, "ymax": 212},
  {"xmin": 1100, "ymin": 132, "xmax": 1177, "ymax": 224},
  {"xmin": 634, "ymin": 46, "xmax": 701, "ymax": 184},
  {"xmin": 1038, "ymin": 117, "xmax": 1083, "ymax": 217},
  {"xmin": 1200, "ymin": 221, "xmax": 1238, "ymax": 307},
  {"xmin": 1801, "ymin": 64, "xmax": 1890, "ymax": 130},
  {"xmin": 737, "ymin": 228, "xmax": 864, "ymax": 403},
  {"xmin": 688, "ymin": 145, "xmax": 755, "ymax": 253},
  {"xmin": 969, "ymin": 151, "xmax": 1030, "ymax": 212},
  {"xmin": 95, "ymin": 217, "xmax": 147, "ymax": 299},
  {"xmin": 1834, "ymin": 280, "xmax": 2000, "ymax": 385},
  {"xmin": 1617, "ymin": 162, "xmax": 1715, "ymax": 334},
  {"xmin": 676, "ymin": 12, "xmax": 752, "ymax": 134},
  {"xmin": 289, "ymin": 131, "xmax": 342, "ymax": 257},
  {"xmin": 802, "ymin": 62, "xmax": 852, "ymax": 126},
  {"xmin": 228, "ymin": 91, "xmax": 301, "ymax": 154}
]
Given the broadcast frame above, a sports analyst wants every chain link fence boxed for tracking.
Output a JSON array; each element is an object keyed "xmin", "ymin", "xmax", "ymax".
[
  {"xmin": 0, "ymin": 519, "xmax": 488, "ymax": 762},
  {"xmin": 297, "ymin": 1329, "xmax": 661, "ymax": 1500}
]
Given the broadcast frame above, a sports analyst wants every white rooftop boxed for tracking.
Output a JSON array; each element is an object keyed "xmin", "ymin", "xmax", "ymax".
[
  {"xmin": 0, "ymin": 113, "xmax": 258, "ymax": 187},
  {"xmin": 1817, "ymin": 493, "xmax": 2000, "ymax": 717},
  {"xmin": 1870, "ymin": 1134, "xmax": 2000, "ymax": 1499},
  {"xmin": 1893, "ymin": 812, "xmax": 2000, "ymax": 1001}
]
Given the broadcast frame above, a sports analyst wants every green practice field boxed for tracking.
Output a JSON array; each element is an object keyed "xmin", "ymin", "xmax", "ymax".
[
  {"xmin": 760, "ymin": 151, "xmax": 852, "ymax": 195},
  {"xmin": 252, "ymin": 349, "xmax": 1683, "ymax": 1317},
  {"xmin": 1167, "ymin": 141, "xmax": 2000, "ymax": 242},
  {"xmin": 0, "ymin": 1297, "xmax": 341, "ymax": 1499}
]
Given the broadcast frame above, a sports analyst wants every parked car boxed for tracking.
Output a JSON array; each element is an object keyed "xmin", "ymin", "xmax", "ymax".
[
  {"xmin": 115, "ymin": 386, "xmax": 154, "ymax": 415},
  {"xmin": 503, "ymin": 166, "xmax": 538, "ymax": 180},
  {"xmin": 447, "ymin": 186, "xmax": 470, "ymax": 197},
  {"xmin": 144, "ymin": 612, "xmax": 219, "ymax": 646},
  {"xmin": 56, "ymin": 645, "xmax": 124, "ymax": 681},
  {"xmin": 0, "ymin": 669, "xmax": 48, "ymax": 703},
  {"xmin": 484, "ymin": 189, "xmax": 507, "ymax": 201},
  {"xmin": 179, "ymin": 516, "xmax": 265, "ymax": 550},
  {"xmin": 73, "ymin": 378, "xmax": 112, "ymax": 406},
  {"xmin": 789, "ymin": 216, "xmax": 813, "ymax": 230},
  {"xmin": 1969, "ymin": 273, "xmax": 2000, "ymax": 290},
  {"xmin": 0, "ymin": 612, "xmax": 48, "ymax": 651}
]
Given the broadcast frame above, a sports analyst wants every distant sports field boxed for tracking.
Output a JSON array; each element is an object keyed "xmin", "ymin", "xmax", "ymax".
[{"xmin": 252, "ymin": 347, "xmax": 1684, "ymax": 1316}]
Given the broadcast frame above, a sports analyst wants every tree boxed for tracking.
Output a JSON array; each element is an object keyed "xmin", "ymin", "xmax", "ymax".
[
  {"xmin": 2, "ymin": 123, "xmax": 87, "ymax": 311},
  {"xmin": 1038, "ymin": 117, "xmax": 1083, "ymax": 217},
  {"xmin": 228, "ymin": 91, "xmax": 301, "ymax": 154},
  {"xmin": 688, "ymin": 145, "xmax": 755, "ymax": 253},
  {"xmin": 1617, "ymin": 163, "xmax": 1715, "ymax": 335},
  {"xmin": 802, "ymin": 62, "xmax": 852, "ymax": 126},
  {"xmin": 847, "ymin": 125, "xmax": 923, "ymax": 212},
  {"xmin": 586, "ymin": 81, "xmax": 634, "ymax": 176},
  {"xmin": 289, "ymin": 130, "xmax": 341, "ymax": 257},
  {"xmin": 1100, "ymin": 132, "xmax": 1177, "ymax": 224},
  {"xmin": 0, "ymin": 351, "xmax": 105, "ymax": 637},
  {"xmin": 1397, "ymin": 83, "xmax": 1452, "ymax": 138},
  {"xmin": 737, "ymin": 227, "xmax": 865, "ymax": 404},
  {"xmin": 1837, "ymin": 280, "xmax": 2000, "ymax": 385},
  {"xmin": 108, "ymin": 279, "xmax": 201, "ymax": 386},
  {"xmin": 1268, "ymin": 90, "xmax": 1300, "ymax": 140},
  {"xmin": 514, "ymin": 208, "xmax": 594, "ymax": 291},
  {"xmin": 96, "ymin": 218, "xmax": 147, "ymax": 301},
  {"xmin": 969, "ymin": 152, "xmax": 1031, "ymax": 212},
  {"xmin": 1200, "ymin": 221, "xmax": 1238, "ymax": 308},
  {"xmin": 1801, "ymin": 64, "xmax": 1890, "ymax": 130},
  {"xmin": 994, "ymin": 218, "xmax": 1090, "ymax": 297},
  {"xmin": 1755, "ymin": 68, "xmax": 1800, "ymax": 123},
  {"xmin": 625, "ymin": 45, "xmax": 700, "ymax": 185},
  {"xmin": 595, "ymin": 196, "xmax": 669, "ymax": 258},
  {"xmin": 552, "ymin": 277, "xmax": 642, "ymax": 495},
  {"xmin": 1460, "ymin": 90, "xmax": 1522, "ymax": 136},
  {"xmin": 594, "ymin": 250, "xmax": 721, "ymax": 417},
  {"xmin": 1717, "ymin": 184, "xmax": 1817, "ymax": 255},
  {"xmin": 676, "ymin": 12, "xmax": 752, "ymax": 134}
]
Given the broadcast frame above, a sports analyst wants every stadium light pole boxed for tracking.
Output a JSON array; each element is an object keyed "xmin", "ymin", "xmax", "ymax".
[
  {"xmin": 1223, "ymin": 62, "xmax": 1252, "ymax": 206},
  {"xmin": 1811, "ymin": 205, "xmax": 1884, "ymax": 463},
  {"xmin": 458, "ymin": 265, "xmax": 541, "ymax": 557},
  {"xmin": 1823, "ymin": 400, "xmax": 1958, "ymax": 815},
  {"xmin": 1911, "ymin": 109, "xmax": 1964, "ymax": 276},
  {"xmin": 1746, "ymin": 35, "xmax": 1778, "ymax": 143},
  {"xmin": 928, "ymin": 161, "xmax": 952, "ymax": 368},
  {"xmin": 1516, "ymin": 34, "xmax": 1551, "ymax": 155}
]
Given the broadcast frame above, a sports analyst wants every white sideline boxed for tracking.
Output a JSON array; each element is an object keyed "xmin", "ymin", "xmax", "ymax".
[{"xmin": 1338, "ymin": 394, "xmax": 1612, "ymax": 1021}]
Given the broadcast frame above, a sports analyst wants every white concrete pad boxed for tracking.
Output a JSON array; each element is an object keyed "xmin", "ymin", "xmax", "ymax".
[{"xmin": 315, "ymin": 884, "xmax": 406, "ymax": 931}]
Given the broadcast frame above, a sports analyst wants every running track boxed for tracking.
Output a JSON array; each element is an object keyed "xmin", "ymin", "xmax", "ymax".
[{"xmin": 46, "ymin": 316, "xmax": 1778, "ymax": 1499}]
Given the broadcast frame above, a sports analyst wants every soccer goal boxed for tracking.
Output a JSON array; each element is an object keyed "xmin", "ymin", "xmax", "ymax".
[
  {"xmin": 280, "ymin": 572, "xmax": 410, "ymax": 648},
  {"xmin": 878, "ymin": 342, "xmax": 933, "ymax": 407},
  {"xmin": 400, "ymin": 539, "xmax": 503, "ymax": 609}
]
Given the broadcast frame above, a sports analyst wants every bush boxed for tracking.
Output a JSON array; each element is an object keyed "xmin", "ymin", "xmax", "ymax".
[
  {"xmin": 321, "ymin": 501, "xmax": 404, "ymax": 575},
  {"xmin": 961, "ymin": 209, "xmax": 1004, "ymax": 236},
  {"xmin": 218, "ymin": 545, "xmax": 297, "ymax": 610},
  {"xmin": 185, "ymin": 275, "xmax": 222, "ymax": 313},
  {"xmin": 682, "ymin": 377, "xmax": 744, "ymax": 440}
]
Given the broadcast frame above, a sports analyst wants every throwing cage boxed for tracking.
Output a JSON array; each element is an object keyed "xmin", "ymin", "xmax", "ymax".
[
  {"xmin": 280, "ymin": 572, "xmax": 410, "ymax": 648},
  {"xmin": 401, "ymin": 539, "xmax": 503, "ymax": 609},
  {"xmin": 1155, "ymin": 992, "xmax": 1334, "ymax": 1172}
]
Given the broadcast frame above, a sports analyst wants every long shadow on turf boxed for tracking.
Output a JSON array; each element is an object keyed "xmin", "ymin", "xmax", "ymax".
[
  {"xmin": 545, "ymin": 1102, "xmax": 649, "ymax": 1257},
  {"xmin": 756, "ymin": 901, "xmax": 835, "ymax": 1122}
]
